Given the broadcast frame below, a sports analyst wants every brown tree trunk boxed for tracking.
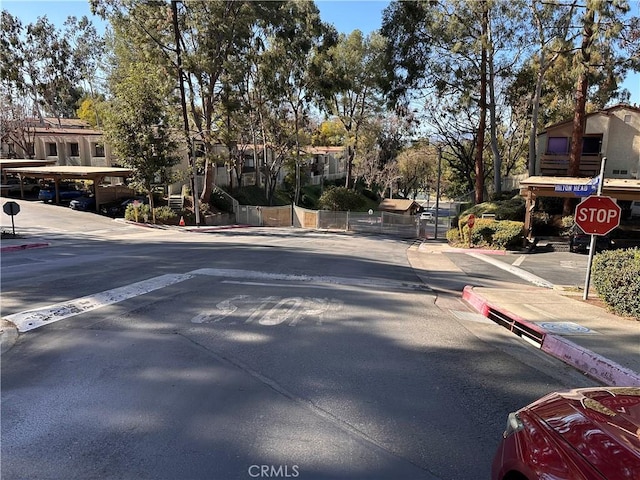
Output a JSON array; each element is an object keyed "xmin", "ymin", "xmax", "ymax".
[
  {"xmin": 474, "ymin": 2, "xmax": 488, "ymax": 205},
  {"xmin": 345, "ymin": 145, "xmax": 354, "ymax": 190},
  {"xmin": 564, "ymin": 7, "xmax": 594, "ymax": 215},
  {"xmin": 568, "ymin": 73, "xmax": 589, "ymax": 177}
]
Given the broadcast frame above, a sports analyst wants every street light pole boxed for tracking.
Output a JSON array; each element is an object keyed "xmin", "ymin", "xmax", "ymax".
[
  {"xmin": 434, "ymin": 145, "xmax": 442, "ymax": 240},
  {"xmin": 191, "ymin": 135, "xmax": 201, "ymax": 227}
]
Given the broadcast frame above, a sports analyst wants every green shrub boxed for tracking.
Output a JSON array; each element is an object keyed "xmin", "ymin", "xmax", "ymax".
[
  {"xmin": 470, "ymin": 219, "xmax": 496, "ymax": 246},
  {"xmin": 125, "ymin": 203, "xmax": 151, "ymax": 222},
  {"xmin": 460, "ymin": 196, "xmax": 525, "ymax": 221},
  {"xmin": 446, "ymin": 228, "xmax": 461, "ymax": 244},
  {"xmin": 560, "ymin": 216, "xmax": 575, "ymax": 236},
  {"xmin": 492, "ymin": 221, "xmax": 525, "ymax": 248},
  {"xmin": 318, "ymin": 186, "xmax": 366, "ymax": 211},
  {"xmin": 463, "ymin": 218, "xmax": 524, "ymax": 249},
  {"xmin": 154, "ymin": 205, "xmax": 178, "ymax": 224},
  {"xmin": 592, "ymin": 248, "xmax": 640, "ymax": 319}
]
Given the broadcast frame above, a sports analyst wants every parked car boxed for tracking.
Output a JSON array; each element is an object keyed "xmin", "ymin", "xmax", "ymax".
[
  {"xmin": 100, "ymin": 196, "xmax": 148, "ymax": 218},
  {"xmin": 4, "ymin": 177, "xmax": 41, "ymax": 195},
  {"xmin": 631, "ymin": 200, "xmax": 640, "ymax": 219},
  {"xmin": 69, "ymin": 195, "xmax": 96, "ymax": 211},
  {"xmin": 38, "ymin": 182, "xmax": 85, "ymax": 203},
  {"xmin": 492, "ymin": 387, "xmax": 640, "ymax": 480},
  {"xmin": 417, "ymin": 208, "xmax": 452, "ymax": 223},
  {"xmin": 568, "ymin": 224, "xmax": 613, "ymax": 253}
]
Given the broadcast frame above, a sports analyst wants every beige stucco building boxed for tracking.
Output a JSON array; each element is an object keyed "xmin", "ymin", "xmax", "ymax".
[
  {"xmin": 536, "ymin": 104, "xmax": 640, "ymax": 179},
  {"xmin": 1, "ymin": 118, "xmax": 113, "ymax": 168}
]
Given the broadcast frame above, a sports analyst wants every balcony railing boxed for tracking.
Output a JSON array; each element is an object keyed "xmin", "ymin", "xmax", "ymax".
[{"xmin": 540, "ymin": 153, "xmax": 602, "ymax": 177}]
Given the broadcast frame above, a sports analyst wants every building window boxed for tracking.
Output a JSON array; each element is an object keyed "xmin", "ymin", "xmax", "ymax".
[
  {"xmin": 47, "ymin": 143, "xmax": 57, "ymax": 156},
  {"xmin": 546, "ymin": 137, "xmax": 569, "ymax": 155},
  {"xmin": 26, "ymin": 143, "xmax": 34, "ymax": 156},
  {"xmin": 624, "ymin": 114, "xmax": 631, "ymax": 123},
  {"xmin": 70, "ymin": 142, "xmax": 79, "ymax": 156},
  {"xmin": 194, "ymin": 142, "xmax": 205, "ymax": 158},
  {"xmin": 582, "ymin": 136, "xmax": 601, "ymax": 155},
  {"xmin": 93, "ymin": 143, "xmax": 105, "ymax": 157}
]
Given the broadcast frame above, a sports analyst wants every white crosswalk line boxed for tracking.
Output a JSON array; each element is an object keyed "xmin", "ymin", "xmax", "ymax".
[{"xmin": 4, "ymin": 273, "xmax": 193, "ymax": 332}]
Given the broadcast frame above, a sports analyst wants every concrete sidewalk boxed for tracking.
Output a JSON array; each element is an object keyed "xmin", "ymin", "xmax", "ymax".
[{"xmin": 413, "ymin": 240, "xmax": 640, "ymax": 387}]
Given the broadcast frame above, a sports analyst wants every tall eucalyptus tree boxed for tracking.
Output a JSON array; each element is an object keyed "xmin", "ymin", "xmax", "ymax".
[
  {"xmin": 1, "ymin": 11, "xmax": 103, "ymax": 122},
  {"xmin": 312, "ymin": 30, "xmax": 387, "ymax": 190},
  {"xmin": 259, "ymin": 0, "xmax": 335, "ymax": 204},
  {"xmin": 567, "ymin": 0, "xmax": 633, "ymax": 179},
  {"xmin": 382, "ymin": 0, "xmax": 490, "ymax": 203},
  {"xmin": 94, "ymin": 0, "xmax": 285, "ymax": 202},
  {"xmin": 381, "ymin": 0, "xmax": 529, "ymax": 202}
]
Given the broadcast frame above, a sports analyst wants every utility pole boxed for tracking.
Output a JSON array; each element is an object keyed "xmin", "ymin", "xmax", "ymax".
[{"xmin": 434, "ymin": 146, "xmax": 442, "ymax": 240}]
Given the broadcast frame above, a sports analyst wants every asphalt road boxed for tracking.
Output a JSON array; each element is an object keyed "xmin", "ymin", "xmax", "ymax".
[
  {"xmin": 444, "ymin": 249, "xmax": 592, "ymax": 289},
  {"xmin": 1, "ymin": 200, "xmax": 596, "ymax": 480}
]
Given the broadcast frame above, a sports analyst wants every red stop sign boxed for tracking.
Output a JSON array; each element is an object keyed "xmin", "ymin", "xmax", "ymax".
[
  {"xmin": 467, "ymin": 214, "xmax": 476, "ymax": 229},
  {"xmin": 574, "ymin": 195, "xmax": 621, "ymax": 236}
]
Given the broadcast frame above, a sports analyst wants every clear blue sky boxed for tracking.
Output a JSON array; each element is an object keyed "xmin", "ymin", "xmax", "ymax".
[
  {"xmin": 2, "ymin": 0, "xmax": 638, "ymax": 104},
  {"xmin": 1, "ymin": 0, "xmax": 391, "ymax": 34}
]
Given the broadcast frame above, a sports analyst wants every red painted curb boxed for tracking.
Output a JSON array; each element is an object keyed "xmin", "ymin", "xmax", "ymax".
[
  {"xmin": 462, "ymin": 285, "xmax": 640, "ymax": 387},
  {"xmin": 0, "ymin": 243, "xmax": 50, "ymax": 253},
  {"xmin": 185, "ymin": 225, "xmax": 252, "ymax": 232},
  {"xmin": 462, "ymin": 286, "xmax": 547, "ymax": 339},
  {"xmin": 444, "ymin": 248, "xmax": 507, "ymax": 255},
  {"xmin": 541, "ymin": 335, "xmax": 640, "ymax": 387}
]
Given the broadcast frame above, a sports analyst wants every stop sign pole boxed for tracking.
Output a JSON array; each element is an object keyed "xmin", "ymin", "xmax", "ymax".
[
  {"xmin": 3, "ymin": 200, "xmax": 21, "ymax": 236},
  {"xmin": 578, "ymin": 156, "xmax": 613, "ymax": 300}
]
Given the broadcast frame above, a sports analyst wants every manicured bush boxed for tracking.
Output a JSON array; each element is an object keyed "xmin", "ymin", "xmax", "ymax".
[
  {"xmin": 318, "ymin": 186, "xmax": 366, "ymax": 211},
  {"xmin": 446, "ymin": 228, "xmax": 460, "ymax": 244},
  {"xmin": 455, "ymin": 218, "xmax": 524, "ymax": 249},
  {"xmin": 125, "ymin": 203, "xmax": 151, "ymax": 222},
  {"xmin": 591, "ymin": 248, "xmax": 640, "ymax": 320},
  {"xmin": 492, "ymin": 221, "xmax": 526, "ymax": 248},
  {"xmin": 470, "ymin": 218, "xmax": 496, "ymax": 246},
  {"xmin": 154, "ymin": 205, "xmax": 178, "ymax": 224},
  {"xmin": 459, "ymin": 196, "xmax": 525, "ymax": 221}
]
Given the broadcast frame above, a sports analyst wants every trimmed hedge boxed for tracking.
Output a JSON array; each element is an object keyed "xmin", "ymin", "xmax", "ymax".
[
  {"xmin": 124, "ymin": 204, "xmax": 178, "ymax": 224},
  {"xmin": 318, "ymin": 186, "xmax": 367, "ymax": 211},
  {"xmin": 459, "ymin": 196, "xmax": 525, "ymax": 221},
  {"xmin": 591, "ymin": 248, "xmax": 640, "ymax": 320},
  {"xmin": 451, "ymin": 217, "xmax": 524, "ymax": 249}
]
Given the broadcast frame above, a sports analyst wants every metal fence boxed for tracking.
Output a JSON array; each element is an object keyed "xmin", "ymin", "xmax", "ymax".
[
  {"xmin": 228, "ymin": 204, "xmax": 448, "ymax": 239},
  {"xmin": 290, "ymin": 206, "xmax": 420, "ymax": 238},
  {"xmin": 236, "ymin": 205, "xmax": 292, "ymax": 227},
  {"xmin": 347, "ymin": 211, "xmax": 418, "ymax": 238}
]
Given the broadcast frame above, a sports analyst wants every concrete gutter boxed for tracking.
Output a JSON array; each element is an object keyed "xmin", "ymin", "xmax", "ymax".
[
  {"xmin": 462, "ymin": 285, "xmax": 640, "ymax": 387},
  {"xmin": 0, "ymin": 242, "xmax": 50, "ymax": 253}
]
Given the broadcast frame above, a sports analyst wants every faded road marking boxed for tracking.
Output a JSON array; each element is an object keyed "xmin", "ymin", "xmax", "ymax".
[
  {"xmin": 190, "ymin": 268, "xmax": 430, "ymax": 292},
  {"xmin": 512, "ymin": 255, "xmax": 526, "ymax": 267},
  {"xmin": 467, "ymin": 253, "xmax": 554, "ymax": 289},
  {"xmin": 4, "ymin": 274, "xmax": 193, "ymax": 332},
  {"xmin": 190, "ymin": 296, "xmax": 344, "ymax": 326}
]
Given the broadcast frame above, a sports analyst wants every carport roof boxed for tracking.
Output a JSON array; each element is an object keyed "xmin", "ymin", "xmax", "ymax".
[
  {"xmin": 520, "ymin": 176, "xmax": 640, "ymax": 200},
  {"xmin": 3, "ymin": 165, "xmax": 133, "ymax": 180},
  {"xmin": 0, "ymin": 159, "xmax": 57, "ymax": 170}
]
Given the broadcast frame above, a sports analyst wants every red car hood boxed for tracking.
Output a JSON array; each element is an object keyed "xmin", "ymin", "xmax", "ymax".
[{"xmin": 528, "ymin": 387, "xmax": 640, "ymax": 479}]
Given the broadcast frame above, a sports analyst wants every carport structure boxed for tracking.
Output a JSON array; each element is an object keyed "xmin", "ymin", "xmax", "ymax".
[
  {"xmin": 520, "ymin": 176, "xmax": 640, "ymax": 240},
  {"xmin": 3, "ymin": 165, "xmax": 134, "ymax": 211},
  {"xmin": 1, "ymin": 159, "xmax": 57, "ymax": 181}
]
